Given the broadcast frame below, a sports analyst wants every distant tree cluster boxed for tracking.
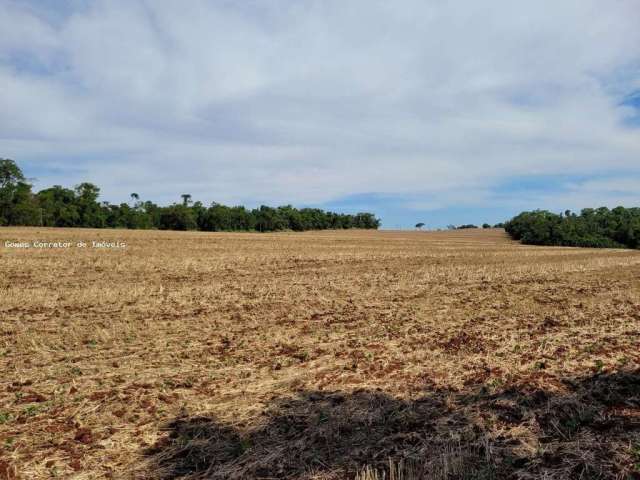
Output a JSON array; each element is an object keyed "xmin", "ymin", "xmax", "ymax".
[
  {"xmin": 456, "ymin": 224, "xmax": 479, "ymax": 229},
  {"xmin": 446, "ymin": 224, "xmax": 494, "ymax": 230},
  {"xmin": 505, "ymin": 208, "xmax": 640, "ymax": 249},
  {"xmin": 0, "ymin": 159, "xmax": 380, "ymax": 232}
]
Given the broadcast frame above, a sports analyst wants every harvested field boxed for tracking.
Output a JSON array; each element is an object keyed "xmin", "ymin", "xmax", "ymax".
[{"xmin": 1, "ymin": 227, "xmax": 639, "ymax": 479}]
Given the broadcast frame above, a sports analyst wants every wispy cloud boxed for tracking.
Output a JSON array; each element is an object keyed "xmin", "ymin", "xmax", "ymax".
[{"xmin": 1, "ymin": 0, "xmax": 639, "ymax": 226}]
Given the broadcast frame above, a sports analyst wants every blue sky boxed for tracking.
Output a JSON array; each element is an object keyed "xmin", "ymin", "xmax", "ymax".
[{"xmin": 1, "ymin": 0, "xmax": 640, "ymax": 229}]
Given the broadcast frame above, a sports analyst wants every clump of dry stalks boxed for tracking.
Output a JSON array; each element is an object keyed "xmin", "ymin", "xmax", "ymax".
[{"xmin": 355, "ymin": 437, "xmax": 494, "ymax": 480}]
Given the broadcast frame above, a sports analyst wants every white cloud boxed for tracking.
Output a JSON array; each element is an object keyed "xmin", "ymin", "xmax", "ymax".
[{"xmin": 1, "ymin": 0, "xmax": 639, "ymax": 209}]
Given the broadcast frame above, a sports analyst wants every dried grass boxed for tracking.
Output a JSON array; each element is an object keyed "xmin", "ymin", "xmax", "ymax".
[{"xmin": 1, "ymin": 227, "xmax": 639, "ymax": 479}]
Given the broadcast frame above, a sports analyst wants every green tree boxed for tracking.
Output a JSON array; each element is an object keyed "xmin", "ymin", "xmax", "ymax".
[
  {"xmin": 159, "ymin": 204, "xmax": 197, "ymax": 231},
  {"xmin": 36, "ymin": 186, "xmax": 80, "ymax": 227},
  {"xmin": 130, "ymin": 193, "xmax": 140, "ymax": 209},
  {"xmin": 7, "ymin": 181, "xmax": 40, "ymax": 226},
  {"xmin": 0, "ymin": 158, "xmax": 27, "ymax": 225},
  {"xmin": 75, "ymin": 182, "xmax": 105, "ymax": 227},
  {"xmin": 253, "ymin": 205, "xmax": 287, "ymax": 232},
  {"xmin": 277, "ymin": 205, "xmax": 305, "ymax": 231}
]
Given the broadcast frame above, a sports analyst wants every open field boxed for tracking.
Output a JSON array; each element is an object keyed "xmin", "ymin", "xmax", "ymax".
[{"xmin": 1, "ymin": 227, "xmax": 639, "ymax": 479}]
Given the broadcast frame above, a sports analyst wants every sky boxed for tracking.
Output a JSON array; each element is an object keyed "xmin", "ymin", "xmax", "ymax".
[{"xmin": 1, "ymin": 0, "xmax": 640, "ymax": 229}]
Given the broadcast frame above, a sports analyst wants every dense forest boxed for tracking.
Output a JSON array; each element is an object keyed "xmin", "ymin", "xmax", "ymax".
[
  {"xmin": 505, "ymin": 208, "xmax": 640, "ymax": 249},
  {"xmin": 0, "ymin": 159, "xmax": 380, "ymax": 231}
]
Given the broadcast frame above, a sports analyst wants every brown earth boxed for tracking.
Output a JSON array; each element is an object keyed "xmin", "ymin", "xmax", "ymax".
[{"xmin": 0, "ymin": 227, "xmax": 639, "ymax": 479}]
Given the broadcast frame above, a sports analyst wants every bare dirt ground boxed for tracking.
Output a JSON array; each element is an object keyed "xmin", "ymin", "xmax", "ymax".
[{"xmin": 1, "ymin": 227, "xmax": 639, "ymax": 479}]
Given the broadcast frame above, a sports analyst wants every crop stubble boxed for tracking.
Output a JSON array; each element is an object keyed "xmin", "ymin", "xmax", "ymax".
[{"xmin": 1, "ymin": 228, "xmax": 639, "ymax": 479}]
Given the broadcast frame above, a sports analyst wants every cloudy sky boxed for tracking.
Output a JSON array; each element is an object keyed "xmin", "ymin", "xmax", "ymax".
[{"xmin": 1, "ymin": 0, "xmax": 640, "ymax": 228}]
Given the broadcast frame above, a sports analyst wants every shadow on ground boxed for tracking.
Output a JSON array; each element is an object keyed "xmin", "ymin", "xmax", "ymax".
[{"xmin": 138, "ymin": 370, "xmax": 640, "ymax": 479}]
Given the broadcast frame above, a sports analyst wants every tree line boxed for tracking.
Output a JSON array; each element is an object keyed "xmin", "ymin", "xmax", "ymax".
[
  {"xmin": 0, "ymin": 159, "xmax": 380, "ymax": 231},
  {"xmin": 446, "ymin": 223, "xmax": 504, "ymax": 229},
  {"xmin": 505, "ymin": 207, "xmax": 640, "ymax": 249}
]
